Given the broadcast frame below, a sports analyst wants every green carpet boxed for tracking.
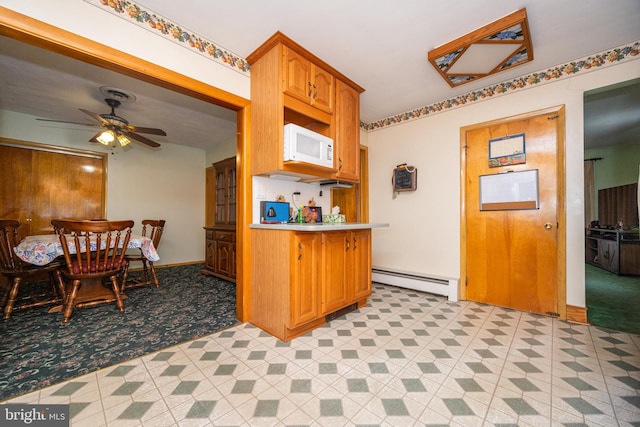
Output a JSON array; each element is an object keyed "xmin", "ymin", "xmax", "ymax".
[{"xmin": 585, "ymin": 263, "xmax": 640, "ymax": 335}]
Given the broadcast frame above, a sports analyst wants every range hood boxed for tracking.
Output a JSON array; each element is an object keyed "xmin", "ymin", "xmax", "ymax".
[{"xmin": 319, "ymin": 180, "xmax": 353, "ymax": 188}]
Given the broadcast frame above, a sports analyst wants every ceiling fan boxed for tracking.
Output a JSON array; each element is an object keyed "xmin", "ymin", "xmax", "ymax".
[{"xmin": 36, "ymin": 87, "xmax": 166, "ymax": 148}]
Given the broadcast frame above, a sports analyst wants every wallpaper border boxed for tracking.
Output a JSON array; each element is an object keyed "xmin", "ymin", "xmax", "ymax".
[
  {"xmin": 83, "ymin": 0, "xmax": 250, "ymax": 75},
  {"xmin": 363, "ymin": 41, "xmax": 640, "ymax": 131},
  {"xmin": 81, "ymin": 0, "xmax": 639, "ymax": 132}
]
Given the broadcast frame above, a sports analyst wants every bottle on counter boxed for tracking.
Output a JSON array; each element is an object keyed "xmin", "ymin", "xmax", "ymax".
[{"xmin": 298, "ymin": 206, "xmax": 304, "ymax": 223}]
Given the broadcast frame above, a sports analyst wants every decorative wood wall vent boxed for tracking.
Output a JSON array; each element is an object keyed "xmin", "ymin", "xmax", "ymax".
[{"xmin": 428, "ymin": 8, "xmax": 533, "ymax": 87}]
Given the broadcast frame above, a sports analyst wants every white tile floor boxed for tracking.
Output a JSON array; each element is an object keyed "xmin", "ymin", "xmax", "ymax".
[{"xmin": 4, "ymin": 283, "xmax": 640, "ymax": 426}]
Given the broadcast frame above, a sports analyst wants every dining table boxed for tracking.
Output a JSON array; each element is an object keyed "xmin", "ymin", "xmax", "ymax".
[
  {"xmin": 14, "ymin": 233, "xmax": 160, "ymax": 266},
  {"xmin": 13, "ymin": 233, "xmax": 160, "ymax": 312}
]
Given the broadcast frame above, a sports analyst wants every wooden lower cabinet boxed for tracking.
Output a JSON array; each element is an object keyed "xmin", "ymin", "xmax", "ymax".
[
  {"xmin": 250, "ymin": 228, "xmax": 372, "ymax": 341},
  {"xmin": 203, "ymin": 226, "xmax": 236, "ymax": 282},
  {"xmin": 290, "ymin": 232, "xmax": 321, "ymax": 328}
]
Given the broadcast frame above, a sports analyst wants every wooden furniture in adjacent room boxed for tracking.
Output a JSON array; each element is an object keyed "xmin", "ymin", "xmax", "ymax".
[
  {"xmin": 52, "ymin": 219, "xmax": 133, "ymax": 323},
  {"xmin": 585, "ymin": 227, "xmax": 640, "ymax": 275},
  {"xmin": 0, "ymin": 219, "xmax": 65, "ymax": 319},
  {"xmin": 0, "ymin": 140, "xmax": 107, "ymax": 236},
  {"xmin": 122, "ymin": 219, "xmax": 166, "ymax": 291},
  {"xmin": 203, "ymin": 157, "xmax": 237, "ymax": 282},
  {"xmin": 250, "ymin": 226, "xmax": 373, "ymax": 341},
  {"xmin": 247, "ymin": 31, "xmax": 364, "ymax": 182},
  {"xmin": 598, "ymin": 183, "xmax": 638, "ymax": 227}
]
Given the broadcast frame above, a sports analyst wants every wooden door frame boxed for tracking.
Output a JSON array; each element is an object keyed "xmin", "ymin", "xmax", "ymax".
[
  {"xmin": 459, "ymin": 105, "xmax": 567, "ymax": 320},
  {"xmin": 0, "ymin": 7, "xmax": 252, "ymax": 322}
]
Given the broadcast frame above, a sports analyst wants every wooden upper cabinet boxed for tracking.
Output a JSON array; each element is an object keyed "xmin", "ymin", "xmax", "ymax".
[
  {"xmin": 247, "ymin": 31, "xmax": 364, "ymax": 180},
  {"xmin": 334, "ymin": 79, "xmax": 360, "ymax": 182},
  {"xmin": 283, "ymin": 46, "xmax": 334, "ymax": 114}
]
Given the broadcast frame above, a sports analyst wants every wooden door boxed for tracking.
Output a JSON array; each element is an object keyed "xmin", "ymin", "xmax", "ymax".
[
  {"xmin": 463, "ymin": 106, "xmax": 565, "ymax": 317},
  {"xmin": 0, "ymin": 142, "xmax": 106, "ymax": 236}
]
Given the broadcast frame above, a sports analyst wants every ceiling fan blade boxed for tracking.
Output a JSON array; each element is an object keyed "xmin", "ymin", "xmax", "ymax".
[
  {"xmin": 36, "ymin": 118, "xmax": 100, "ymax": 128},
  {"xmin": 126, "ymin": 125, "xmax": 167, "ymax": 136},
  {"xmin": 124, "ymin": 130, "xmax": 161, "ymax": 148},
  {"xmin": 79, "ymin": 108, "xmax": 110, "ymax": 126},
  {"xmin": 89, "ymin": 132, "xmax": 101, "ymax": 143}
]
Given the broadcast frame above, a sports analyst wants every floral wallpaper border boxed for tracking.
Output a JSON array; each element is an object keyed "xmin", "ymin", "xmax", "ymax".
[
  {"xmin": 82, "ymin": 0, "xmax": 639, "ymax": 132},
  {"xmin": 84, "ymin": 0, "xmax": 250, "ymax": 74},
  {"xmin": 363, "ymin": 40, "xmax": 640, "ymax": 131}
]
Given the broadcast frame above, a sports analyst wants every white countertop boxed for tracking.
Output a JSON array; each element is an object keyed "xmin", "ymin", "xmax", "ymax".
[{"xmin": 250, "ymin": 222, "xmax": 389, "ymax": 231}]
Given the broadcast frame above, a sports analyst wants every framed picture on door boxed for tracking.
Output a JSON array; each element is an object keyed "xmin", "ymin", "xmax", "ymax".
[{"xmin": 488, "ymin": 133, "xmax": 525, "ymax": 167}]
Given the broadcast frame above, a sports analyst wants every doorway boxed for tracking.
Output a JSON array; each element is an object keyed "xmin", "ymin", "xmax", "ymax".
[
  {"xmin": 0, "ymin": 10, "xmax": 251, "ymax": 322},
  {"xmin": 583, "ymin": 78, "xmax": 640, "ymax": 333},
  {"xmin": 461, "ymin": 106, "xmax": 566, "ymax": 318}
]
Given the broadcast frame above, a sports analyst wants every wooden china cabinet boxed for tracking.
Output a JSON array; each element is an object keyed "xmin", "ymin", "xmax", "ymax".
[{"xmin": 203, "ymin": 156, "xmax": 236, "ymax": 282}]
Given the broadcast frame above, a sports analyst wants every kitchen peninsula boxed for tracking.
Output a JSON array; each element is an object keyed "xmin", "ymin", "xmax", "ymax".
[{"xmin": 250, "ymin": 223, "xmax": 388, "ymax": 341}]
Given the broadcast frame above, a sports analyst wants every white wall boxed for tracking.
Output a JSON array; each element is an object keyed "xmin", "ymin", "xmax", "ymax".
[
  {"xmin": 205, "ymin": 138, "xmax": 237, "ymax": 166},
  {"xmin": 367, "ymin": 59, "xmax": 640, "ymax": 308},
  {"xmin": 1, "ymin": 109, "xmax": 206, "ymax": 267},
  {"xmin": 1, "ymin": 0, "xmax": 250, "ymax": 100},
  {"xmin": 252, "ymin": 177, "xmax": 332, "ymax": 224}
]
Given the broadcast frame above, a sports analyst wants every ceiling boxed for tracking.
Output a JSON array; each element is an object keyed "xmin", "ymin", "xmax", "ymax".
[{"xmin": 1, "ymin": 0, "xmax": 639, "ymax": 151}]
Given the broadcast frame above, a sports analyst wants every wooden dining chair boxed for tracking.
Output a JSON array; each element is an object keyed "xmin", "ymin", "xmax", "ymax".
[
  {"xmin": 121, "ymin": 219, "xmax": 165, "ymax": 291},
  {"xmin": 0, "ymin": 219, "xmax": 65, "ymax": 320},
  {"xmin": 51, "ymin": 219, "xmax": 134, "ymax": 323}
]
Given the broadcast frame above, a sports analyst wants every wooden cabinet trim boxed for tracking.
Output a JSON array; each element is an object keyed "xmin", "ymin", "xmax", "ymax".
[{"xmin": 247, "ymin": 31, "xmax": 364, "ymax": 93}]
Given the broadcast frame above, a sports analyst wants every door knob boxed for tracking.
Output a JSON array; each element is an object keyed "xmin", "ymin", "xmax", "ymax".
[{"xmin": 544, "ymin": 222, "xmax": 553, "ymax": 229}]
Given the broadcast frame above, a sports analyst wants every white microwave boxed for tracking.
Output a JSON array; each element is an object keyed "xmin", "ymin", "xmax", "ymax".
[{"xmin": 283, "ymin": 123, "xmax": 334, "ymax": 169}]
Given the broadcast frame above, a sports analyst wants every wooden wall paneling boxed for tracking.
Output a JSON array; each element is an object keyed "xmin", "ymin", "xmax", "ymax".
[{"xmin": 0, "ymin": 140, "xmax": 106, "ymax": 235}]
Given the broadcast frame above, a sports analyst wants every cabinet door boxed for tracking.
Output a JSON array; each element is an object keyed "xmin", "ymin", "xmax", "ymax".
[
  {"xmin": 205, "ymin": 237, "xmax": 216, "ymax": 270},
  {"xmin": 227, "ymin": 164, "xmax": 237, "ymax": 225},
  {"xmin": 283, "ymin": 46, "xmax": 334, "ymax": 114},
  {"xmin": 311, "ymin": 64, "xmax": 334, "ymax": 114},
  {"xmin": 216, "ymin": 241, "xmax": 235, "ymax": 279},
  {"xmin": 335, "ymin": 79, "xmax": 360, "ymax": 182},
  {"xmin": 351, "ymin": 230, "xmax": 372, "ymax": 301},
  {"xmin": 598, "ymin": 239, "xmax": 619, "ymax": 273},
  {"xmin": 213, "ymin": 157, "xmax": 236, "ymax": 225},
  {"xmin": 291, "ymin": 232, "xmax": 321, "ymax": 327},
  {"xmin": 215, "ymin": 167, "xmax": 227, "ymax": 224},
  {"xmin": 283, "ymin": 47, "xmax": 312, "ymax": 104},
  {"xmin": 322, "ymin": 231, "xmax": 350, "ymax": 314}
]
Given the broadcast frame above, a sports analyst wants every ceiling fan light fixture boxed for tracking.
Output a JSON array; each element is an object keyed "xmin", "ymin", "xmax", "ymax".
[
  {"xmin": 117, "ymin": 133, "xmax": 131, "ymax": 147},
  {"xmin": 96, "ymin": 130, "xmax": 115, "ymax": 145}
]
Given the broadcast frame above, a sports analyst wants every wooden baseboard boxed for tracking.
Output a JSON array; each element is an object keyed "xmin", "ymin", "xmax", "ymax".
[{"xmin": 566, "ymin": 305, "xmax": 588, "ymax": 324}]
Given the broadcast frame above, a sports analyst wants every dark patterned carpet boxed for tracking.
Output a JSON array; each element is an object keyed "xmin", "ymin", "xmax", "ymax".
[{"xmin": 0, "ymin": 264, "xmax": 238, "ymax": 402}]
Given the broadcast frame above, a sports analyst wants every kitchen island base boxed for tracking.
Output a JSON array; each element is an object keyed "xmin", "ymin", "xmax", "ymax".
[{"xmin": 250, "ymin": 224, "xmax": 384, "ymax": 341}]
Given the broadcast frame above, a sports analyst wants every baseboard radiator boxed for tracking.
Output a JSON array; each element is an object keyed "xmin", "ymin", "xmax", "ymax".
[{"xmin": 371, "ymin": 267, "xmax": 459, "ymax": 302}]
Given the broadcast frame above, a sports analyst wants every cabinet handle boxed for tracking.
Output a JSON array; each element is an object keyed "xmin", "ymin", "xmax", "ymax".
[
  {"xmin": 338, "ymin": 158, "xmax": 343, "ymax": 171},
  {"xmin": 345, "ymin": 237, "xmax": 350, "ymax": 251},
  {"xmin": 298, "ymin": 242, "xmax": 303, "ymax": 260},
  {"xmin": 353, "ymin": 237, "xmax": 357, "ymax": 250},
  {"xmin": 308, "ymin": 82, "xmax": 313, "ymax": 97},
  {"xmin": 313, "ymin": 84, "xmax": 317, "ymax": 99}
]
